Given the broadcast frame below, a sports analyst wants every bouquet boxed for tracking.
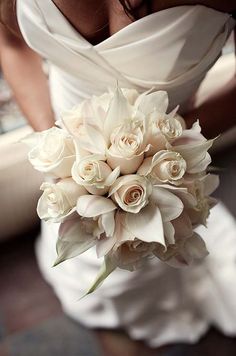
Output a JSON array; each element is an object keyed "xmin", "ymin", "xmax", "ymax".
[{"xmin": 24, "ymin": 87, "xmax": 218, "ymax": 295}]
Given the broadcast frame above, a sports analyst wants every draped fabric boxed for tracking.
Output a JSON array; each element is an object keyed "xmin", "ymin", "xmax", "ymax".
[{"xmin": 17, "ymin": 1, "xmax": 236, "ymax": 347}]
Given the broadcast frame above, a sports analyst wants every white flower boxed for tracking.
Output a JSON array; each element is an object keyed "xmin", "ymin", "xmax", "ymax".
[
  {"xmin": 157, "ymin": 114, "xmax": 183, "ymax": 140},
  {"xmin": 145, "ymin": 107, "xmax": 184, "ymax": 157},
  {"xmin": 37, "ymin": 178, "xmax": 87, "ymax": 222},
  {"xmin": 107, "ymin": 119, "xmax": 150, "ymax": 174},
  {"xmin": 168, "ymin": 121, "xmax": 215, "ymax": 174},
  {"xmin": 53, "ymin": 213, "xmax": 116, "ymax": 266},
  {"xmin": 153, "ymin": 232, "xmax": 209, "ymax": 267},
  {"xmin": 28, "ymin": 127, "xmax": 75, "ymax": 178},
  {"xmin": 138, "ymin": 150, "xmax": 187, "ymax": 185},
  {"xmin": 72, "ymin": 154, "xmax": 120, "ymax": 195},
  {"xmin": 76, "ymin": 195, "xmax": 118, "ymax": 257},
  {"xmin": 109, "ymin": 175, "xmax": 153, "ymax": 213},
  {"xmin": 109, "ymin": 177, "xmax": 184, "ymax": 247},
  {"xmin": 61, "ymin": 93, "xmax": 111, "ymax": 136},
  {"xmin": 183, "ymin": 174, "xmax": 219, "ymax": 226},
  {"xmin": 110, "ymin": 239, "xmax": 157, "ymax": 271}
]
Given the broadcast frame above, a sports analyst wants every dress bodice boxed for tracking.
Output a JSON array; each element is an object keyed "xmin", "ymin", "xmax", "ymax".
[{"xmin": 17, "ymin": 1, "xmax": 235, "ymax": 117}]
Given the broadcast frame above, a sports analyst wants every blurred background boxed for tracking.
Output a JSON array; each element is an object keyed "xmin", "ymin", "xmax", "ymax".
[{"xmin": 0, "ymin": 36, "xmax": 235, "ymax": 356}]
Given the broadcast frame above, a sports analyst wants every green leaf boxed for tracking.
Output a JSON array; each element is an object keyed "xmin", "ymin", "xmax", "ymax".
[{"xmin": 80, "ymin": 256, "xmax": 117, "ymax": 298}]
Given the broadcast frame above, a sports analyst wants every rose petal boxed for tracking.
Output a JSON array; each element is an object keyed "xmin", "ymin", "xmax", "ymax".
[{"xmin": 107, "ymin": 151, "xmax": 144, "ymax": 174}]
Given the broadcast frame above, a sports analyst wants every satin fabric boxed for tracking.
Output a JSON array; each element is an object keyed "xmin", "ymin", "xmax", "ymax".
[{"xmin": 17, "ymin": 1, "xmax": 236, "ymax": 347}]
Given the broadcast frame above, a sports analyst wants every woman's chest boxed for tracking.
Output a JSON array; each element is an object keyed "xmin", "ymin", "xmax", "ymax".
[{"xmin": 52, "ymin": 0, "xmax": 236, "ymax": 45}]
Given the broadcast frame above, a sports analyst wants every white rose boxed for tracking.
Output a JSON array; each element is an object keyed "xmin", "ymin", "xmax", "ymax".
[
  {"xmin": 107, "ymin": 120, "xmax": 150, "ymax": 174},
  {"xmin": 157, "ymin": 113, "xmax": 183, "ymax": 140},
  {"xmin": 72, "ymin": 154, "xmax": 120, "ymax": 195},
  {"xmin": 28, "ymin": 127, "xmax": 75, "ymax": 178},
  {"xmin": 37, "ymin": 178, "xmax": 87, "ymax": 222},
  {"xmin": 154, "ymin": 232, "xmax": 208, "ymax": 267},
  {"xmin": 182, "ymin": 174, "xmax": 219, "ymax": 226},
  {"xmin": 138, "ymin": 150, "xmax": 186, "ymax": 185},
  {"xmin": 109, "ymin": 175, "xmax": 152, "ymax": 213}
]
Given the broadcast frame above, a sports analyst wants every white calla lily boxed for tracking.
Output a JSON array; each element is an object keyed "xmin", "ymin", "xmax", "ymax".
[
  {"xmin": 125, "ymin": 203, "xmax": 165, "ymax": 246},
  {"xmin": 54, "ymin": 217, "xmax": 97, "ymax": 266},
  {"xmin": 77, "ymin": 195, "xmax": 117, "ymax": 218},
  {"xmin": 151, "ymin": 186, "xmax": 184, "ymax": 222}
]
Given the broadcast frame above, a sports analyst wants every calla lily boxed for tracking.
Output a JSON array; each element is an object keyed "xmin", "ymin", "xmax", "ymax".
[
  {"xmin": 151, "ymin": 186, "xmax": 184, "ymax": 222},
  {"xmin": 125, "ymin": 202, "xmax": 165, "ymax": 246},
  {"xmin": 104, "ymin": 87, "xmax": 132, "ymax": 144},
  {"xmin": 135, "ymin": 90, "xmax": 169, "ymax": 115},
  {"xmin": 77, "ymin": 195, "xmax": 117, "ymax": 218},
  {"xmin": 169, "ymin": 121, "xmax": 216, "ymax": 174},
  {"xmin": 54, "ymin": 217, "xmax": 97, "ymax": 266}
]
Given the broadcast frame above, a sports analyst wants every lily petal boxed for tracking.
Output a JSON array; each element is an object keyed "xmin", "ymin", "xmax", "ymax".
[
  {"xmin": 136, "ymin": 90, "xmax": 169, "ymax": 115},
  {"xmin": 126, "ymin": 203, "xmax": 165, "ymax": 246},
  {"xmin": 77, "ymin": 195, "xmax": 117, "ymax": 218},
  {"xmin": 163, "ymin": 221, "xmax": 175, "ymax": 245},
  {"xmin": 84, "ymin": 125, "xmax": 107, "ymax": 155},
  {"xmin": 54, "ymin": 218, "xmax": 96, "ymax": 266},
  {"xmin": 96, "ymin": 234, "xmax": 116, "ymax": 258},
  {"xmin": 151, "ymin": 186, "xmax": 183, "ymax": 222},
  {"xmin": 104, "ymin": 87, "xmax": 131, "ymax": 142}
]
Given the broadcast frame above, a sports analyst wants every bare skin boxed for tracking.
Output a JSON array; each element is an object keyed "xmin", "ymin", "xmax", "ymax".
[
  {"xmin": 0, "ymin": 1, "xmax": 235, "ymax": 354},
  {"xmin": 52, "ymin": 0, "xmax": 236, "ymax": 45}
]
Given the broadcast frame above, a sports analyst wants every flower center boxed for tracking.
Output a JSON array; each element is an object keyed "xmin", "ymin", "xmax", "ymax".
[{"xmin": 124, "ymin": 185, "xmax": 143, "ymax": 205}]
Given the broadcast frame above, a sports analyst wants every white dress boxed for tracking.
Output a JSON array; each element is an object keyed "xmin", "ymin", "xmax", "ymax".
[{"xmin": 17, "ymin": 1, "xmax": 236, "ymax": 347}]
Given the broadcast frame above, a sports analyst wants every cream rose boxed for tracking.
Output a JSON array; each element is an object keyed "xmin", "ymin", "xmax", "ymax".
[
  {"xmin": 157, "ymin": 114, "xmax": 183, "ymax": 140},
  {"xmin": 109, "ymin": 175, "xmax": 152, "ymax": 213},
  {"xmin": 183, "ymin": 174, "xmax": 219, "ymax": 226},
  {"xmin": 107, "ymin": 120, "xmax": 150, "ymax": 174},
  {"xmin": 28, "ymin": 127, "xmax": 75, "ymax": 178},
  {"xmin": 72, "ymin": 154, "xmax": 120, "ymax": 195},
  {"xmin": 138, "ymin": 150, "xmax": 187, "ymax": 185},
  {"xmin": 37, "ymin": 178, "xmax": 87, "ymax": 222}
]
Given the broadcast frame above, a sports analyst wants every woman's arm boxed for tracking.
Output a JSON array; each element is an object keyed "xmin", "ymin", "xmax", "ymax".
[
  {"xmin": 0, "ymin": 24, "xmax": 55, "ymax": 131},
  {"xmin": 185, "ymin": 76, "xmax": 236, "ymax": 138},
  {"xmin": 184, "ymin": 28, "xmax": 236, "ymax": 138}
]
